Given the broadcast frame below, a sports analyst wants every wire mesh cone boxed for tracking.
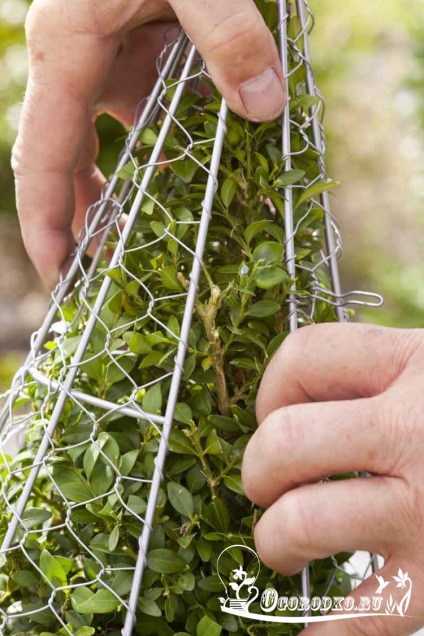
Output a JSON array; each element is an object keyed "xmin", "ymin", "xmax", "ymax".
[{"xmin": 0, "ymin": 1, "xmax": 383, "ymax": 634}]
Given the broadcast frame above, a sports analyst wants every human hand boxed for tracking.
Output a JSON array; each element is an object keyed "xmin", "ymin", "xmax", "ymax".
[
  {"xmin": 13, "ymin": 0, "xmax": 286, "ymax": 289},
  {"xmin": 242, "ymin": 322, "xmax": 424, "ymax": 635}
]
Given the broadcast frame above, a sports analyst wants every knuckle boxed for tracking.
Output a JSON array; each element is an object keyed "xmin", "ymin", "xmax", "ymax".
[
  {"xmin": 263, "ymin": 409, "xmax": 298, "ymax": 488},
  {"xmin": 274, "ymin": 407, "xmax": 298, "ymax": 460},
  {"xmin": 276, "ymin": 325, "xmax": 317, "ymax": 368},
  {"xmin": 240, "ymin": 439, "xmax": 258, "ymax": 503},
  {"xmin": 361, "ymin": 394, "xmax": 406, "ymax": 476},
  {"xmin": 254, "ymin": 492, "xmax": 312, "ymax": 574},
  {"xmin": 11, "ymin": 138, "xmax": 27, "ymax": 177},
  {"xmin": 282, "ymin": 491, "xmax": 313, "ymax": 555},
  {"xmin": 253, "ymin": 514, "xmax": 276, "ymax": 571},
  {"xmin": 393, "ymin": 480, "xmax": 422, "ymax": 541},
  {"xmin": 11, "ymin": 141, "xmax": 21, "ymax": 174},
  {"xmin": 373, "ymin": 392, "xmax": 412, "ymax": 475}
]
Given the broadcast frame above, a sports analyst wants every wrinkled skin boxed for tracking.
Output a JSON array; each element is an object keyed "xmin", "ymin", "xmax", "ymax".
[
  {"xmin": 243, "ymin": 322, "xmax": 424, "ymax": 635},
  {"xmin": 12, "ymin": 0, "xmax": 285, "ymax": 288}
]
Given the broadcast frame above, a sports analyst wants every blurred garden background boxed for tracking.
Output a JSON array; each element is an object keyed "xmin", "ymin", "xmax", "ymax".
[{"xmin": 0, "ymin": 0, "xmax": 423, "ymax": 392}]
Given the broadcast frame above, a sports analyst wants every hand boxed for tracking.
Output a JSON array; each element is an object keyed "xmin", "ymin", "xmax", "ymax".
[
  {"xmin": 242, "ymin": 322, "xmax": 424, "ymax": 635},
  {"xmin": 13, "ymin": 0, "xmax": 286, "ymax": 289}
]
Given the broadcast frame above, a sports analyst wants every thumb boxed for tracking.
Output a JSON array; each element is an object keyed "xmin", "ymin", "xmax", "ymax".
[{"xmin": 169, "ymin": 0, "xmax": 286, "ymax": 122}]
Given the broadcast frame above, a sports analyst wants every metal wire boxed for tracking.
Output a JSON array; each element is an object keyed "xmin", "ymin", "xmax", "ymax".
[{"xmin": 0, "ymin": 2, "xmax": 384, "ymax": 634}]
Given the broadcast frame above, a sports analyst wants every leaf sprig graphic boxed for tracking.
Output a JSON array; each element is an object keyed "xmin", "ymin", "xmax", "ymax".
[{"xmin": 393, "ymin": 568, "xmax": 409, "ymax": 588}]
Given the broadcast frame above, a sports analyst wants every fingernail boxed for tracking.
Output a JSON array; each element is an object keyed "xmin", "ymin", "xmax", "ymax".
[{"xmin": 239, "ymin": 67, "xmax": 286, "ymax": 122}]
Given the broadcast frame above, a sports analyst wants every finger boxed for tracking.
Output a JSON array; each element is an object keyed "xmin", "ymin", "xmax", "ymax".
[
  {"xmin": 253, "ymin": 477, "xmax": 404, "ymax": 575},
  {"xmin": 13, "ymin": 0, "xmax": 120, "ymax": 288},
  {"xmin": 301, "ymin": 560, "xmax": 423, "ymax": 636},
  {"xmin": 169, "ymin": 0, "xmax": 286, "ymax": 122},
  {"xmin": 256, "ymin": 323, "xmax": 418, "ymax": 423},
  {"xmin": 242, "ymin": 397, "xmax": 395, "ymax": 508}
]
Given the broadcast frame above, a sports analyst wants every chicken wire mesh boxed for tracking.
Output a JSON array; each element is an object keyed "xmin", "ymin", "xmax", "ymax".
[{"xmin": 0, "ymin": 1, "xmax": 384, "ymax": 634}]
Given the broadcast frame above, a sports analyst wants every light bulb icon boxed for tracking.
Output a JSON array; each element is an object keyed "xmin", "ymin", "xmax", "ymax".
[{"xmin": 217, "ymin": 544, "xmax": 261, "ymax": 615}]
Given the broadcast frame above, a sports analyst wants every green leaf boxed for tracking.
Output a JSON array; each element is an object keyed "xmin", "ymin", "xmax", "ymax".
[
  {"xmin": 71, "ymin": 587, "xmax": 121, "ymax": 614},
  {"xmin": 127, "ymin": 495, "xmax": 147, "ymax": 515},
  {"xmin": 120, "ymin": 449, "xmax": 139, "ymax": 476},
  {"xmin": 246, "ymin": 300, "xmax": 280, "ymax": 317},
  {"xmin": 169, "ymin": 158, "xmax": 199, "ymax": 183},
  {"xmin": 206, "ymin": 498, "xmax": 229, "ymax": 533},
  {"xmin": 40, "ymin": 550, "xmax": 67, "ymax": 587},
  {"xmin": 74, "ymin": 629, "xmax": 95, "ymax": 636},
  {"xmin": 139, "ymin": 351, "xmax": 163, "ymax": 369},
  {"xmin": 161, "ymin": 266, "xmax": 182, "ymax": 291},
  {"xmin": 174, "ymin": 403, "xmax": 193, "ymax": 425},
  {"xmin": 98, "ymin": 432, "xmax": 120, "ymax": 467},
  {"xmin": 83, "ymin": 444, "xmax": 99, "ymax": 480},
  {"xmin": 151, "ymin": 220, "xmax": 165, "ymax": 237},
  {"xmin": 117, "ymin": 161, "xmax": 137, "ymax": 180},
  {"xmin": 111, "ymin": 571, "xmax": 134, "ymax": 596},
  {"xmin": 290, "ymin": 94, "xmax": 319, "ymax": 110},
  {"xmin": 52, "ymin": 466, "xmax": 93, "ymax": 503},
  {"xmin": 204, "ymin": 429, "xmax": 223, "ymax": 455},
  {"xmin": 197, "ymin": 575, "xmax": 223, "ymax": 592},
  {"xmin": 108, "ymin": 526, "xmax": 120, "ymax": 552},
  {"xmin": 209, "ymin": 415, "xmax": 240, "ymax": 432},
  {"xmin": 244, "ymin": 220, "xmax": 274, "ymax": 245},
  {"xmin": 221, "ymin": 178, "xmax": 237, "ymax": 208},
  {"xmin": 253, "ymin": 241, "xmax": 283, "ymax": 265},
  {"xmin": 229, "ymin": 357, "xmax": 257, "ymax": 370},
  {"xmin": 186, "ymin": 463, "xmax": 206, "ymax": 493},
  {"xmin": 274, "ymin": 169, "xmax": 305, "ymax": 187},
  {"xmin": 56, "ymin": 556, "xmax": 74, "ymax": 575},
  {"xmin": 141, "ymin": 127, "xmax": 158, "ymax": 146},
  {"xmin": 91, "ymin": 463, "xmax": 115, "ymax": 497},
  {"xmin": 125, "ymin": 280, "xmax": 139, "ymax": 296},
  {"xmin": 128, "ymin": 333, "xmax": 153, "ymax": 354},
  {"xmin": 223, "ymin": 474, "xmax": 245, "ymax": 496},
  {"xmin": 295, "ymin": 178, "xmax": 339, "ymax": 209},
  {"xmin": 146, "ymin": 549, "xmax": 187, "ymax": 574},
  {"xmin": 167, "ymin": 482, "xmax": 194, "ymax": 518},
  {"xmin": 197, "ymin": 615, "xmax": 222, "ymax": 636},
  {"xmin": 196, "ymin": 539, "xmax": 213, "ymax": 562},
  {"xmin": 12, "ymin": 570, "xmax": 39, "ymax": 588},
  {"xmin": 22, "ymin": 507, "xmax": 52, "ymax": 528},
  {"xmin": 169, "ymin": 430, "xmax": 196, "ymax": 455},
  {"xmin": 254, "ymin": 152, "xmax": 269, "ymax": 174},
  {"xmin": 254, "ymin": 266, "xmax": 288, "ymax": 289},
  {"xmin": 192, "ymin": 389, "xmax": 212, "ymax": 415},
  {"xmin": 138, "ymin": 597, "xmax": 162, "ymax": 617},
  {"xmin": 142, "ymin": 383, "xmax": 162, "ymax": 414},
  {"xmin": 174, "ymin": 572, "xmax": 195, "ymax": 592}
]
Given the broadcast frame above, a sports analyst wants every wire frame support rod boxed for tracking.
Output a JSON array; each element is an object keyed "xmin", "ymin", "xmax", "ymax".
[
  {"xmin": 278, "ymin": 0, "xmax": 311, "ymax": 620},
  {"xmin": 122, "ymin": 98, "xmax": 228, "ymax": 636},
  {"xmin": 0, "ymin": 44, "xmax": 198, "ymax": 555},
  {"xmin": 295, "ymin": 0, "xmax": 345, "ymax": 322}
]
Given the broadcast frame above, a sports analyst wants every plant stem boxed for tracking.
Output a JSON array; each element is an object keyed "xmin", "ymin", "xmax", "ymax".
[
  {"xmin": 187, "ymin": 421, "xmax": 216, "ymax": 499},
  {"xmin": 181, "ymin": 268, "xmax": 231, "ymax": 416}
]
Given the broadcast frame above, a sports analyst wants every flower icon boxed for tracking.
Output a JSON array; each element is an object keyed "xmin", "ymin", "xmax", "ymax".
[
  {"xmin": 232, "ymin": 565, "xmax": 246, "ymax": 581},
  {"xmin": 394, "ymin": 569, "xmax": 409, "ymax": 588}
]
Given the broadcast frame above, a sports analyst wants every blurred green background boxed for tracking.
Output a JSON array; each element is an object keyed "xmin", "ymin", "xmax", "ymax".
[{"xmin": 0, "ymin": 0, "xmax": 423, "ymax": 391}]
